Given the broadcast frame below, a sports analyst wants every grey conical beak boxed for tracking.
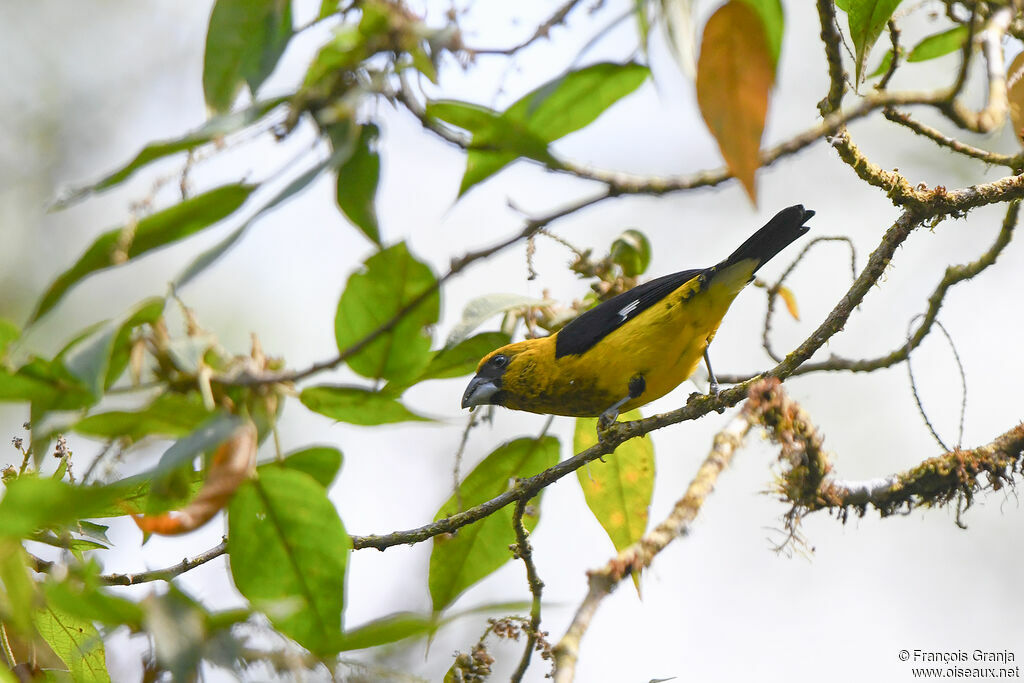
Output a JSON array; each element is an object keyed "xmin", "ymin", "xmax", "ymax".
[{"xmin": 462, "ymin": 375, "xmax": 499, "ymax": 409}]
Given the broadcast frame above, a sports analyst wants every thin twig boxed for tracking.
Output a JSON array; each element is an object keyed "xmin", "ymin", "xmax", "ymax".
[
  {"xmin": 905, "ymin": 316, "xmax": 967, "ymax": 452},
  {"xmin": 217, "ymin": 190, "xmax": 613, "ymax": 387},
  {"xmin": 510, "ymin": 497, "xmax": 545, "ymax": 682},
  {"xmin": 467, "ymin": 0, "xmax": 584, "ymax": 56},
  {"xmin": 760, "ymin": 236, "xmax": 858, "ymax": 363},
  {"xmin": 551, "ymin": 409, "xmax": 753, "ymax": 682},
  {"xmin": 883, "ymin": 107, "xmax": 1024, "ymax": 169},
  {"xmin": 90, "ymin": 541, "xmax": 226, "ymax": 586},
  {"xmin": 877, "ymin": 20, "xmax": 901, "ymax": 91},
  {"xmin": 781, "ymin": 199, "xmax": 1018, "ymax": 378}
]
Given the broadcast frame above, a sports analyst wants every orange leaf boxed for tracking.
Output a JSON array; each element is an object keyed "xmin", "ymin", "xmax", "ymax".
[
  {"xmin": 696, "ymin": 1, "xmax": 775, "ymax": 204},
  {"xmin": 134, "ymin": 419, "xmax": 257, "ymax": 536},
  {"xmin": 776, "ymin": 285, "xmax": 800, "ymax": 321}
]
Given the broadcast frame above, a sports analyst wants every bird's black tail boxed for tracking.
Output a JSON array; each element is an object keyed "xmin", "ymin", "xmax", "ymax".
[{"xmin": 719, "ymin": 205, "xmax": 814, "ymax": 273}]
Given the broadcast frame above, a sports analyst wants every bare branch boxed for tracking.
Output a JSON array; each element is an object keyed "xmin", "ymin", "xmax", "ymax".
[
  {"xmin": 216, "ymin": 189, "xmax": 612, "ymax": 388},
  {"xmin": 939, "ymin": 6, "xmax": 1010, "ymax": 133},
  {"xmin": 30, "ymin": 541, "xmax": 228, "ymax": 586},
  {"xmin": 510, "ymin": 498, "xmax": 547, "ymax": 682},
  {"xmin": 551, "ymin": 410, "xmax": 753, "ymax": 683},
  {"xmin": 884, "ymin": 108, "xmax": 1024, "ymax": 169},
  {"xmin": 466, "ymin": 0, "xmax": 584, "ymax": 56}
]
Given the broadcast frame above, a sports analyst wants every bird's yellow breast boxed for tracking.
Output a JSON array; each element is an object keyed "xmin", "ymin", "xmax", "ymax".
[{"xmin": 498, "ymin": 260, "xmax": 757, "ymax": 417}]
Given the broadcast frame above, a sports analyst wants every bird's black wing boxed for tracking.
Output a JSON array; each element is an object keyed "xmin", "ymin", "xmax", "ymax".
[{"xmin": 554, "ymin": 268, "xmax": 707, "ymax": 358}]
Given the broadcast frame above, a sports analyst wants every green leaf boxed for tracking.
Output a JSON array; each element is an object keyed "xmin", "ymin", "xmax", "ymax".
[
  {"xmin": 75, "ymin": 392, "xmax": 213, "ymax": 441},
  {"xmin": 0, "ymin": 318, "xmax": 18, "ymax": 357},
  {"xmin": 418, "ymin": 332, "xmax": 511, "ymax": 382},
  {"xmin": 53, "ymin": 99, "xmax": 286, "ymax": 207},
  {"xmin": 0, "ymin": 478, "xmax": 129, "ymax": 539},
  {"xmin": 318, "ymin": 0, "xmax": 340, "ymax": 19},
  {"xmin": 62, "ymin": 321, "xmax": 119, "ymax": 400},
  {"xmin": 429, "ymin": 436, "xmax": 560, "ymax": 613},
  {"xmin": 139, "ymin": 413, "xmax": 242, "ymax": 514},
  {"xmin": 846, "ymin": 0, "xmax": 904, "ymax": 84},
  {"xmin": 338, "ymin": 612, "xmax": 436, "ymax": 651},
  {"xmin": 32, "ymin": 184, "xmax": 255, "ymax": 323},
  {"xmin": 300, "ymin": 385, "xmax": 429, "ymax": 425},
  {"xmin": 907, "ymin": 25, "xmax": 969, "ymax": 63},
  {"xmin": 0, "ymin": 358, "xmax": 91, "ymax": 408},
  {"xmin": 736, "ymin": 0, "xmax": 784, "ymax": 67},
  {"xmin": 141, "ymin": 587, "xmax": 208, "ymax": 680},
  {"xmin": 504, "ymin": 62, "xmax": 650, "ymax": 142},
  {"xmin": 151, "ymin": 413, "xmax": 243, "ymax": 476},
  {"xmin": 104, "ymin": 298, "xmax": 165, "ymax": 389},
  {"xmin": 634, "ymin": 0, "xmax": 651, "ymax": 54},
  {"xmin": 867, "ymin": 48, "xmax": 894, "ymax": 78},
  {"xmin": 430, "ymin": 63, "xmax": 650, "ymax": 195},
  {"xmin": 44, "ymin": 575, "xmax": 145, "ymax": 629},
  {"xmin": 34, "ymin": 605, "xmax": 110, "ymax": 682},
  {"xmin": 203, "ymin": 0, "xmax": 293, "ymax": 113},
  {"xmin": 228, "ymin": 468, "xmax": 350, "ymax": 655},
  {"xmin": 0, "ymin": 540, "xmax": 35, "ymax": 634},
  {"xmin": 89, "ymin": 471, "xmax": 203, "ymax": 519},
  {"xmin": 29, "ymin": 532, "xmax": 106, "ymax": 554},
  {"xmin": 575, "ymin": 411, "xmax": 654, "ymax": 577},
  {"xmin": 260, "ymin": 446, "xmax": 343, "ymax": 489},
  {"xmin": 610, "ymin": 229, "xmax": 652, "ymax": 277},
  {"xmin": 335, "ymin": 242, "xmax": 439, "ymax": 384},
  {"xmin": 336, "ymin": 124, "xmax": 382, "ymax": 246},
  {"xmin": 303, "ymin": 26, "xmax": 365, "ymax": 87},
  {"xmin": 427, "ymin": 101, "xmax": 554, "ymax": 196},
  {"xmin": 74, "ymin": 522, "xmax": 112, "ymax": 546}
]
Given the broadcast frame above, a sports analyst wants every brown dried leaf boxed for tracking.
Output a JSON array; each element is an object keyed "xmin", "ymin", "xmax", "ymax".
[
  {"xmin": 134, "ymin": 419, "xmax": 257, "ymax": 535},
  {"xmin": 696, "ymin": 1, "xmax": 775, "ymax": 203}
]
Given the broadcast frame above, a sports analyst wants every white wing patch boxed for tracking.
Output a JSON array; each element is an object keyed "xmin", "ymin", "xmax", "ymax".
[{"xmin": 617, "ymin": 299, "xmax": 640, "ymax": 322}]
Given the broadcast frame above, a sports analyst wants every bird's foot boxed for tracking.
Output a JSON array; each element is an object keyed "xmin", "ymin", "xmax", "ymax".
[{"xmin": 597, "ymin": 408, "xmax": 618, "ymax": 433}]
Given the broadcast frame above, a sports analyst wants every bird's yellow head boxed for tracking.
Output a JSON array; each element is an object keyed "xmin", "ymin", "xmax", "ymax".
[{"xmin": 460, "ymin": 339, "xmax": 541, "ymax": 410}]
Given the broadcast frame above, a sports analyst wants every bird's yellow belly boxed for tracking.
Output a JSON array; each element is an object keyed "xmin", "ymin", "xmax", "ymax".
[{"xmin": 534, "ymin": 280, "xmax": 738, "ymax": 417}]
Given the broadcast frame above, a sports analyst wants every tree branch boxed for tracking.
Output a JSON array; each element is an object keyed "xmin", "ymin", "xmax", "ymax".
[
  {"xmin": 30, "ymin": 540, "xmax": 228, "ymax": 586},
  {"xmin": 551, "ymin": 409, "xmax": 753, "ymax": 683},
  {"xmin": 510, "ymin": 497, "xmax": 547, "ymax": 682},
  {"xmin": 883, "ymin": 108, "xmax": 1024, "ymax": 169},
  {"xmin": 746, "ymin": 378, "xmax": 1024, "ymax": 522},
  {"xmin": 722, "ymin": 199, "xmax": 1020, "ymax": 383},
  {"xmin": 216, "ymin": 189, "xmax": 612, "ymax": 387},
  {"xmin": 466, "ymin": 0, "xmax": 584, "ymax": 56}
]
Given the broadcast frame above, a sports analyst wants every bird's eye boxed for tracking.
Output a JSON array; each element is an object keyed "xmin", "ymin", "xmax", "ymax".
[{"xmin": 491, "ymin": 354, "xmax": 508, "ymax": 368}]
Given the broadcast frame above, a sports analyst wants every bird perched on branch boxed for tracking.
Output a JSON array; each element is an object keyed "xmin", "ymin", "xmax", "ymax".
[{"xmin": 461, "ymin": 205, "xmax": 814, "ymax": 426}]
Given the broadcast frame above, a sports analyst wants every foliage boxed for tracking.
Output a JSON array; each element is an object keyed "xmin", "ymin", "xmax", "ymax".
[{"xmin": 3, "ymin": 0, "xmax": 1023, "ymax": 680}]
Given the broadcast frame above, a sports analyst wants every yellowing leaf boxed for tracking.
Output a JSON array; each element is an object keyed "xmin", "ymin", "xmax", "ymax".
[
  {"xmin": 776, "ymin": 285, "xmax": 800, "ymax": 321},
  {"xmin": 574, "ymin": 410, "xmax": 654, "ymax": 590},
  {"xmin": 1008, "ymin": 52, "xmax": 1024, "ymax": 147},
  {"xmin": 696, "ymin": 1, "xmax": 775, "ymax": 204},
  {"xmin": 34, "ymin": 605, "xmax": 110, "ymax": 682}
]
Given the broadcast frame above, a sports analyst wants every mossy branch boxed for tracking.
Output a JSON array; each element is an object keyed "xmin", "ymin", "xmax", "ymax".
[{"xmin": 746, "ymin": 378, "xmax": 1024, "ymax": 523}]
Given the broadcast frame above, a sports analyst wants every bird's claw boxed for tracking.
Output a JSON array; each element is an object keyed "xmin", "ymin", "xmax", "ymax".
[{"xmin": 596, "ymin": 409, "xmax": 618, "ymax": 440}]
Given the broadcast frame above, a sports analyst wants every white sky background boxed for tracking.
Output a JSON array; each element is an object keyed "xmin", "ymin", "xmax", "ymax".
[{"xmin": 1, "ymin": 0, "xmax": 1023, "ymax": 681}]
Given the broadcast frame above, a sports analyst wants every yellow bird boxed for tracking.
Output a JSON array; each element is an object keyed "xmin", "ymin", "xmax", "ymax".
[{"xmin": 461, "ymin": 205, "xmax": 813, "ymax": 424}]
